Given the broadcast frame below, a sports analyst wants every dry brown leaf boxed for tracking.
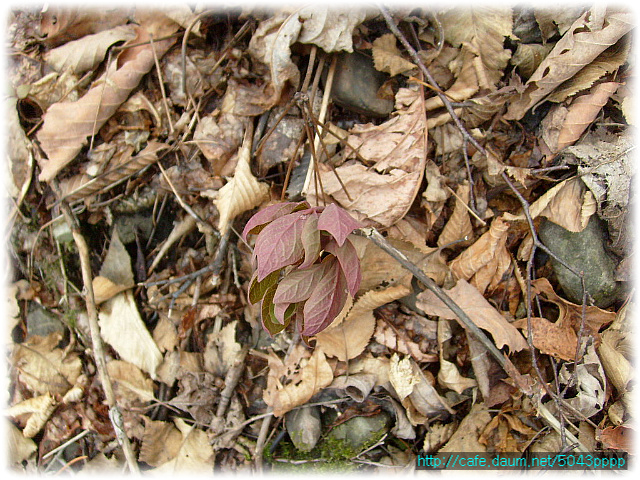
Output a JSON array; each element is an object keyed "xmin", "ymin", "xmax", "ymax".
[
  {"xmin": 513, "ymin": 277, "xmax": 616, "ymax": 361},
  {"xmin": 139, "ymin": 417, "xmax": 183, "ymax": 467},
  {"xmin": 440, "ymin": 403, "xmax": 491, "ymax": 452},
  {"xmin": 598, "ymin": 302, "xmax": 633, "ymax": 392},
  {"xmin": 598, "ymin": 425, "xmax": 634, "ymax": 454},
  {"xmin": 264, "ymin": 345, "xmax": 333, "ymax": 417},
  {"xmin": 555, "ymin": 82, "xmax": 620, "ymax": 152},
  {"xmin": 152, "ymin": 418, "xmax": 214, "ymax": 473},
  {"xmin": 248, "ymin": 7, "xmax": 368, "ymax": 106},
  {"xmin": 316, "ymin": 284, "xmax": 411, "ymax": 361},
  {"xmin": 505, "ymin": 6, "xmax": 633, "ymax": 120},
  {"xmin": 437, "ymin": 320, "xmax": 477, "ymax": 394},
  {"xmin": 44, "ymin": 25, "xmax": 137, "ymax": 74},
  {"xmin": 373, "ymin": 319, "xmax": 438, "ymax": 363},
  {"xmin": 504, "ymin": 177, "xmax": 595, "ymax": 232},
  {"xmin": 12, "ymin": 332, "xmax": 82, "ymax": 395},
  {"xmin": 107, "ymin": 360, "xmax": 155, "ymax": 404},
  {"xmin": 437, "ymin": 182, "xmax": 473, "ymax": 248},
  {"xmin": 449, "ymin": 215, "xmax": 510, "ymax": 281},
  {"xmin": 546, "ymin": 37, "xmax": 630, "ymax": 103},
  {"xmin": 511, "ymin": 42, "xmax": 555, "ymax": 79},
  {"xmin": 416, "ymin": 279, "xmax": 528, "ymax": 352},
  {"xmin": 92, "ymin": 228, "xmax": 134, "ymax": 304},
  {"xmin": 8, "ymin": 393, "xmax": 57, "ymax": 438},
  {"xmin": 389, "ymin": 354, "xmax": 453, "ymax": 425},
  {"xmin": 372, "ymin": 33, "xmax": 416, "ymax": 76},
  {"xmin": 37, "ymin": 19, "xmax": 179, "ymax": 182},
  {"xmin": 39, "ymin": 7, "xmax": 133, "ymax": 47},
  {"xmin": 314, "ymin": 86, "xmax": 426, "ymax": 227},
  {"xmin": 439, "ymin": 7, "xmax": 513, "ymax": 90},
  {"xmin": 214, "ymin": 130, "xmax": 270, "ymax": 236},
  {"xmin": 58, "ymin": 141, "xmax": 168, "ymax": 204},
  {"xmin": 98, "ymin": 291, "xmax": 163, "ymax": 379}
]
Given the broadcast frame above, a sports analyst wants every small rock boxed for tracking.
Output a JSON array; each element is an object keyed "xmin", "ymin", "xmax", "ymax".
[
  {"xmin": 26, "ymin": 303, "xmax": 66, "ymax": 338},
  {"xmin": 329, "ymin": 51, "xmax": 394, "ymax": 118},
  {"xmin": 326, "ymin": 412, "xmax": 391, "ymax": 451},
  {"xmin": 538, "ymin": 216, "xmax": 622, "ymax": 308},
  {"xmin": 286, "ymin": 405, "xmax": 322, "ymax": 452}
]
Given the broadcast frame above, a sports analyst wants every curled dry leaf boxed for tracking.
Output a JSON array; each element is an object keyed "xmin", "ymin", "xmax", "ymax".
[
  {"xmin": 449, "ymin": 215, "xmax": 510, "ymax": 283},
  {"xmin": 437, "ymin": 181, "xmax": 473, "ymax": 248},
  {"xmin": 8, "ymin": 393, "xmax": 57, "ymax": 438},
  {"xmin": 504, "ymin": 177, "xmax": 595, "ymax": 232},
  {"xmin": 248, "ymin": 7, "xmax": 369, "ymax": 105},
  {"xmin": 214, "ymin": 131, "xmax": 270, "ymax": 236},
  {"xmin": 264, "ymin": 345, "xmax": 333, "ymax": 417},
  {"xmin": 505, "ymin": 6, "xmax": 633, "ymax": 120},
  {"xmin": 416, "ymin": 279, "xmax": 528, "ymax": 352},
  {"xmin": 37, "ymin": 18, "xmax": 179, "ymax": 182}
]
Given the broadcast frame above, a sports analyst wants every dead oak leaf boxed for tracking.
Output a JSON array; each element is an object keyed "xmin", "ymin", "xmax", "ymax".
[
  {"xmin": 372, "ymin": 33, "xmax": 416, "ymax": 76},
  {"xmin": 416, "ymin": 279, "xmax": 528, "ymax": 352}
]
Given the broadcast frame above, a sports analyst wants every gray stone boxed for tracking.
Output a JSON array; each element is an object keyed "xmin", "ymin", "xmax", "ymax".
[
  {"xmin": 329, "ymin": 51, "xmax": 394, "ymax": 118},
  {"xmin": 326, "ymin": 411, "xmax": 391, "ymax": 451},
  {"xmin": 538, "ymin": 216, "xmax": 622, "ymax": 308}
]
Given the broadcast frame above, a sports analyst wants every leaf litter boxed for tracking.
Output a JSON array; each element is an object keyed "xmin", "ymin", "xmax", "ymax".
[{"xmin": 6, "ymin": 3, "xmax": 633, "ymax": 474}]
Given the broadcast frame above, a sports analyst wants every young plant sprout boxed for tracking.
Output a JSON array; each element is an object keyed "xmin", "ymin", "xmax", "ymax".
[{"xmin": 243, "ymin": 201, "xmax": 362, "ymax": 338}]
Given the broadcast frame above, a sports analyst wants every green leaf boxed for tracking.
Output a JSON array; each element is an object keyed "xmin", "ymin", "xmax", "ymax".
[
  {"xmin": 261, "ymin": 284, "xmax": 286, "ymax": 335},
  {"xmin": 248, "ymin": 268, "xmax": 281, "ymax": 305}
]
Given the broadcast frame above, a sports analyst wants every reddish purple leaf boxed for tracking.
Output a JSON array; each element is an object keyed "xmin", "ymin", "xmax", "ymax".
[
  {"xmin": 317, "ymin": 203, "xmax": 362, "ymax": 247},
  {"xmin": 253, "ymin": 211, "xmax": 307, "ymax": 281},
  {"xmin": 273, "ymin": 262, "xmax": 327, "ymax": 305},
  {"xmin": 298, "ymin": 212, "xmax": 322, "ymax": 269},
  {"xmin": 301, "ymin": 257, "xmax": 349, "ymax": 336},
  {"xmin": 324, "ymin": 237, "xmax": 361, "ymax": 297},
  {"xmin": 242, "ymin": 201, "xmax": 306, "ymax": 241}
]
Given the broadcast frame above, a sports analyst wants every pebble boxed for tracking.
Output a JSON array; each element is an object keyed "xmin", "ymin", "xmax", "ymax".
[{"xmin": 538, "ymin": 215, "xmax": 622, "ymax": 308}]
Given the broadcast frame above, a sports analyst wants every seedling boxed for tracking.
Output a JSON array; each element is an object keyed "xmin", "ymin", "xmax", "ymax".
[{"xmin": 243, "ymin": 201, "xmax": 362, "ymax": 338}]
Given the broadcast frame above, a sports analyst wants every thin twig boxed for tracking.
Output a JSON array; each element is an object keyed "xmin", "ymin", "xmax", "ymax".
[{"xmin": 51, "ymin": 182, "xmax": 140, "ymax": 474}]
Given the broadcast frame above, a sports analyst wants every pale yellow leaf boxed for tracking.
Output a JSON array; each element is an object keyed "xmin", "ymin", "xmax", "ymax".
[
  {"xmin": 214, "ymin": 132, "xmax": 269, "ymax": 235},
  {"xmin": 8, "ymin": 393, "xmax": 57, "ymax": 438},
  {"xmin": 98, "ymin": 291, "xmax": 162, "ymax": 379},
  {"xmin": 372, "ymin": 33, "xmax": 416, "ymax": 76},
  {"xmin": 7, "ymin": 421, "xmax": 37, "ymax": 465}
]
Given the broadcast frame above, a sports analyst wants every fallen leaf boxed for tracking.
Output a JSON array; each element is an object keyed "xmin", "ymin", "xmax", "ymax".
[
  {"xmin": 416, "ymin": 279, "xmax": 528, "ymax": 352},
  {"xmin": 214, "ymin": 129, "xmax": 270, "ymax": 235},
  {"xmin": 598, "ymin": 425, "xmax": 634, "ymax": 454},
  {"xmin": 36, "ymin": 18, "xmax": 179, "ymax": 182},
  {"xmin": 313, "ymin": 86, "xmax": 426, "ymax": 227},
  {"xmin": 8, "ymin": 393, "xmax": 57, "ymax": 438},
  {"xmin": 437, "ymin": 181, "xmax": 473, "ymax": 248},
  {"xmin": 372, "ymin": 33, "xmax": 416, "ymax": 76},
  {"xmin": 505, "ymin": 6, "xmax": 633, "ymax": 119},
  {"xmin": 504, "ymin": 177, "xmax": 595, "ymax": 232},
  {"xmin": 107, "ymin": 360, "xmax": 155, "ymax": 404},
  {"xmin": 92, "ymin": 228, "xmax": 134, "ymax": 304},
  {"xmin": 98, "ymin": 291, "xmax": 163, "ymax": 379},
  {"xmin": 152, "ymin": 418, "xmax": 214, "ymax": 473},
  {"xmin": 440, "ymin": 403, "xmax": 492, "ymax": 452},
  {"xmin": 12, "ymin": 332, "xmax": 82, "ymax": 395},
  {"xmin": 449, "ymin": 215, "xmax": 510, "ymax": 281},
  {"xmin": 43, "ymin": 25, "xmax": 137, "ymax": 74},
  {"xmin": 7, "ymin": 421, "xmax": 37, "ymax": 466},
  {"xmin": 316, "ymin": 284, "xmax": 411, "ymax": 361},
  {"xmin": 264, "ymin": 345, "xmax": 333, "ymax": 417}
]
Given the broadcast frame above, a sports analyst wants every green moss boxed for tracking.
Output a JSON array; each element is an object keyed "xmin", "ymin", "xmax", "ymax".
[{"xmin": 264, "ymin": 423, "xmax": 388, "ymax": 472}]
